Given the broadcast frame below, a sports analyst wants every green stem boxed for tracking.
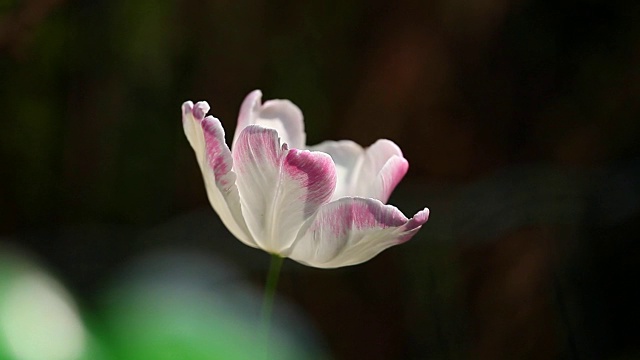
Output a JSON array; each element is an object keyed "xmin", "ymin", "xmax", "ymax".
[{"xmin": 261, "ymin": 253, "xmax": 284, "ymax": 353}]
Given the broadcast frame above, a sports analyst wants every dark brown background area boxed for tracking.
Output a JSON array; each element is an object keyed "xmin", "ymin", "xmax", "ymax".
[{"xmin": 1, "ymin": 0, "xmax": 639, "ymax": 359}]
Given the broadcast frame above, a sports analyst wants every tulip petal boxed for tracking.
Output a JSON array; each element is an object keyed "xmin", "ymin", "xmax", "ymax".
[
  {"xmin": 310, "ymin": 139, "xmax": 408, "ymax": 202},
  {"xmin": 356, "ymin": 139, "xmax": 408, "ymax": 202},
  {"xmin": 182, "ymin": 101, "xmax": 255, "ymax": 247},
  {"xmin": 232, "ymin": 90, "xmax": 306, "ymax": 151},
  {"xmin": 368, "ymin": 154, "xmax": 409, "ymax": 203},
  {"xmin": 308, "ymin": 140, "xmax": 364, "ymax": 200},
  {"xmin": 233, "ymin": 125, "xmax": 336, "ymax": 253},
  {"xmin": 288, "ymin": 197, "xmax": 429, "ymax": 268}
]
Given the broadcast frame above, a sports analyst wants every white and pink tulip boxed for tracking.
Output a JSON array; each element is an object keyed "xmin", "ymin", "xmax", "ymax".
[{"xmin": 182, "ymin": 90, "xmax": 429, "ymax": 268}]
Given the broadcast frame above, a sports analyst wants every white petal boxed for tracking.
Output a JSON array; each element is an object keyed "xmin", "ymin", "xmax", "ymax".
[
  {"xmin": 232, "ymin": 125, "xmax": 336, "ymax": 253},
  {"xmin": 232, "ymin": 90, "xmax": 306, "ymax": 151},
  {"xmin": 366, "ymin": 154, "xmax": 409, "ymax": 203},
  {"xmin": 310, "ymin": 139, "xmax": 408, "ymax": 202},
  {"xmin": 354, "ymin": 139, "xmax": 407, "ymax": 201},
  {"xmin": 288, "ymin": 197, "xmax": 429, "ymax": 268},
  {"xmin": 308, "ymin": 140, "xmax": 364, "ymax": 200},
  {"xmin": 182, "ymin": 101, "xmax": 210, "ymax": 166},
  {"xmin": 182, "ymin": 101, "xmax": 255, "ymax": 247}
]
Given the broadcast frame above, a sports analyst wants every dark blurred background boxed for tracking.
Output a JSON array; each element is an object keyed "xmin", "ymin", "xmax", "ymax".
[{"xmin": 1, "ymin": 0, "xmax": 639, "ymax": 359}]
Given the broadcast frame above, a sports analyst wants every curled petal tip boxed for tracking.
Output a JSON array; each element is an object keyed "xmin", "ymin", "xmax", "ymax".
[
  {"xmin": 193, "ymin": 101, "xmax": 210, "ymax": 120},
  {"xmin": 182, "ymin": 101, "xmax": 194, "ymax": 117},
  {"xmin": 412, "ymin": 208, "xmax": 430, "ymax": 226},
  {"xmin": 398, "ymin": 208, "xmax": 430, "ymax": 244},
  {"xmin": 248, "ymin": 89, "xmax": 263, "ymax": 98},
  {"xmin": 405, "ymin": 208, "xmax": 429, "ymax": 230}
]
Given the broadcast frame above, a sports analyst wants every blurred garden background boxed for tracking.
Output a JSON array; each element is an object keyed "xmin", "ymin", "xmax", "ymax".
[{"xmin": 1, "ymin": 0, "xmax": 639, "ymax": 359}]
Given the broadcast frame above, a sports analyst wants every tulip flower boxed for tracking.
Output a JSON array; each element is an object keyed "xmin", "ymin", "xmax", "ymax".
[{"xmin": 182, "ymin": 90, "xmax": 429, "ymax": 269}]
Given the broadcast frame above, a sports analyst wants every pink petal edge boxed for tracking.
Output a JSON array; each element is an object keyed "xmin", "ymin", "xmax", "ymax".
[
  {"xmin": 284, "ymin": 148, "xmax": 337, "ymax": 216},
  {"xmin": 311, "ymin": 197, "xmax": 428, "ymax": 237},
  {"xmin": 398, "ymin": 207, "xmax": 430, "ymax": 243},
  {"xmin": 200, "ymin": 116, "xmax": 234, "ymax": 189},
  {"xmin": 377, "ymin": 155, "xmax": 409, "ymax": 203}
]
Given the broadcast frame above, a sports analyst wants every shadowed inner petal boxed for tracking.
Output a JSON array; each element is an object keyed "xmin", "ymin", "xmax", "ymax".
[
  {"xmin": 309, "ymin": 139, "xmax": 408, "ymax": 202},
  {"xmin": 233, "ymin": 90, "xmax": 306, "ymax": 151}
]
